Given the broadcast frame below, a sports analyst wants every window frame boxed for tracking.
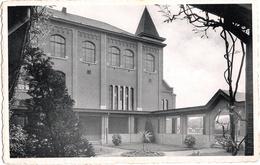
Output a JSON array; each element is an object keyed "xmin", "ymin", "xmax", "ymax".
[
  {"xmin": 145, "ymin": 53, "xmax": 155, "ymax": 72},
  {"xmin": 165, "ymin": 116, "xmax": 181, "ymax": 134},
  {"xmin": 50, "ymin": 34, "xmax": 66, "ymax": 58},
  {"xmin": 81, "ymin": 41, "xmax": 96, "ymax": 64},
  {"xmin": 109, "ymin": 46, "xmax": 121, "ymax": 67},
  {"xmin": 187, "ymin": 115, "xmax": 205, "ymax": 135},
  {"xmin": 123, "ymin": 49, "xmax": 134, "ymax": 69}
]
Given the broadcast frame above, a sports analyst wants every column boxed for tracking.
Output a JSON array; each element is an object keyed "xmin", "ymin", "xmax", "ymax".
[
  {"xmin": 72, "ymin": 29, "xmax": 78, "ymax": 106},
  {"xmin": 112, "ymin": 85, "xmax": 115, "ymax": 110},
  {"xmin": 100, "ymin": 33, "xmax": 107, "ymax": 109},
  {"xmin": 128, "ymin": 115, "xmax": 135, "ymax": 143},
  {"xmin": 117, "ymin": 85, "xmax": 120, "ymax": 110},
  {"xmin": 101, "ymin": 115, "xmax": 109, "ymax": 144},
  {"xmin": 137, "ymin": 42, "xmax": 143, "ymax": 111},
  {"xmin": 128, "ymin": 86, "xmax": 131, "ymax": 110},
  {"xmin": 123, "ymin": 86, "xmax": 126, "ymax": 110}
]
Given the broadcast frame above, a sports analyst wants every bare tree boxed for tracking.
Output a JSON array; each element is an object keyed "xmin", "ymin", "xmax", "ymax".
[{"xmin": 156, "ymin": 4, "xmax": 249, "ymax": 155}]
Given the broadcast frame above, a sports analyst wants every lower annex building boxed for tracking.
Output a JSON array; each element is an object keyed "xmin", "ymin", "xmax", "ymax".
[{"xmin": 13, "ymin": 7, "xmax": 246, "ymax": 148}]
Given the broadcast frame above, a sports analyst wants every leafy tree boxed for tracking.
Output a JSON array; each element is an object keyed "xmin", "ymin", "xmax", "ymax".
[{"xmin": 22, "ymin": 46, "xmax": 95, "ymax": 157}]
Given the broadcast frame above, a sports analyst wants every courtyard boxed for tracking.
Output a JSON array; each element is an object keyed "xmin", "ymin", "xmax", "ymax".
[{"xmin": 93, "ymin": 143, "xmax": 236, "ymax": 157}]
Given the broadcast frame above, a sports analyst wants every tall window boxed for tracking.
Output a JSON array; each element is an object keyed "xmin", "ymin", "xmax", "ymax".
[
  {"xmin": 109, "ymin": 85, "xmax": 134, "ymax": 110},
  {"xmin": 114, "ymin": 86, "xmax": 118, "ymax": 109},
  {"xmin": 109, "ymin": 46, "xmax": 120, "ymax": 67},
  {"xmin": 82, "ymin": 41, "xmax": 95, "ymax": 63},
  {"xmin": 125, "ymin": 87, "xmax": 129, "ymax": 110},
  {"xmin": 130, "ymin": 87, "xmax": 134, "ymax": 110},
  {"xmin": 165, "ymin": 99, "xmax": 168, "ymax": 110},
  {"xmin": 119, "ymin": 86, "xmax": 123, "ymax": 110},
  {"xmin": 162, "ymin": 99, "xmax": 168, "ymax": 110},
  {"xmin": 166, "ymin": 117, "xmax": 180, "ymax": 134},
  {"xmin": 124, "ymin": 50, "xmax": 134, "ymax": 69},
  {"xmin": 109, "ymin": 85, "xmax": 113, "ymax": 109},
  {"xmin": 50, "ymin": 35, "xmax": 65, "ymax": 58},
  {"xmin": 145, "ymin": 54, "xmax": 155, "ymax": 72}
]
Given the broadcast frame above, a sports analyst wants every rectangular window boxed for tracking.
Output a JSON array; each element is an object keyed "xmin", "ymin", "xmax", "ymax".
[
  {"xmin": 125, "ymin": 87, "xmax": 129, "ymax": 110},
  {"xmin": 157, "ymin": 119, "xmax": 161, "ymax": 133},
  {"xmin": 119, "ymin": 86, "xmax": 123, "ymax": 110},
  {"xmin": 114, "ymin": 86, "xmax": 118, "ymax": 109},
  {"xmin": 166, "ymin": 117, "xmax": 172, "ymax": 134},
  {"xmin": 109, "ymin": 85, "xmax": 113, "ymax": 109},
  {"xmin": 187, "ymin": 116, "xmax": 204, "ymax": 135},
  {"xmin": 131, "ymin": 88, "xmax": 134, "ymax": 110},
  {"xmin": 134, "ymin": 117, "xmax": 138, "ymax": 133},
  {"xmin": 109, "ymin": 116, "xmax": 129, "ymax": 134},
  {"xmin": 172, "ymin": 117, "xmax": 180, "ymax": 134},
  {"xmin": 109, "ymin": 85, "xmax": 134, "ymax": 111},
  {"xmin": 165, "ymin": 117, "xmax": 180, "ymax": 134}
]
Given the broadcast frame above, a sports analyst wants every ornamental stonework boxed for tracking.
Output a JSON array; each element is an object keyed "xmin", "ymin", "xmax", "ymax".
[
  {"xmin": 107, "ymin": 37, "xmax": 137, "ymax": 49},
  {"xmin": 50, "ymin": 25, "xmax": 72, "ymax": 35},
  {"xmin": 142, "ymin": 45, "xmax": 159, "ymax": 53},
  {"xmin": 78, "ymin": 30, "xmax": 100, "ymax": 40}
]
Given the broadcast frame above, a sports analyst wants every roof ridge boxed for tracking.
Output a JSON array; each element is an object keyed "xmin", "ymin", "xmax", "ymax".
[{"xmin": 47, "ymin": 7, "xmax": 134, "ymax": 36}]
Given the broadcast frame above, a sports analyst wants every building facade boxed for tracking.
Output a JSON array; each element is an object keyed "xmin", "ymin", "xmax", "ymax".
[
  {"xmin": 41, "ymin": 7, "xmax": 176, "ymax": 112},
  {"xmin": 13, "ymin": 7, "xmax": 246, "ymax": 148}
]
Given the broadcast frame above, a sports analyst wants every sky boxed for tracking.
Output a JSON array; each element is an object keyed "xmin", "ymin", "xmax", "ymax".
[{"xmin": 53, "ymin": 4, "xmax": 245, "ymax": 108}]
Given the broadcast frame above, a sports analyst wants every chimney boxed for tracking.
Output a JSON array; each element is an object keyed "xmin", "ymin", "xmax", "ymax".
[{"xmin": 62, "ymin": 7, "xmax": 67, "ymax": 14}]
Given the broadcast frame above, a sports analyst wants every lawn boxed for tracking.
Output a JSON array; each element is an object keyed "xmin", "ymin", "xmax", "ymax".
[{"xmin": 107, "ymin": 143, "xmax": 197, "ymax": 152}]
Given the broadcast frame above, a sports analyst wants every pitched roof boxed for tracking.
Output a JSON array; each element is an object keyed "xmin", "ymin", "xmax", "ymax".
[
  {"xmin": 162, "ymin": 80, "xmax": 173, "ymax": 92},
  {"xmin": 135, "ymin": 7, "xmax": 165, "ymax": 41},
  {"xmin": 221, "ymin": 89, "xmax": 245, "ymax": 102},
  {"xmin": 48, "ymin": 8, "xmax": 134, "ymax": 36}
]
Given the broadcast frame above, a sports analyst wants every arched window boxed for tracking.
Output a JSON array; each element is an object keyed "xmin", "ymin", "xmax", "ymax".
[
  {"xmin": 82, "ymin": 41, "xmax": 95, "ymax": 63},
  {"xmin": 165, "ymin": 99, "xmax": 168, "ymax": 110},
  {"xmin": 124, "ymin": 49, "xmax": 134, "ymax": 69},
  {"xmin": 162, "ymin": 99, "xmax": 164, "ymax": 110},
  {"xmin": 55, "ymin": 70, "xmax": 66, "ymax": 86},
  {"xmin": 145, "ymin": 54, "xmax": 155, "ymax": 72},
  {"xmin": 50, "ymin": 35, "xmax": 66, "ymax": 58},
  {"xmin": 109, "ymin": 46, "xmax": 120, "ymax": 67}
]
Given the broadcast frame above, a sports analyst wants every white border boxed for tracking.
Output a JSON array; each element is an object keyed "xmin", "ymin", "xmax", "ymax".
[{"xmin": 1, "ymin": 0, "xmax": 259, "ymax": 164}]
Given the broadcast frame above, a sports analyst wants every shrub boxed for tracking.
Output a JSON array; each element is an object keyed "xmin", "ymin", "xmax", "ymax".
[
  {"xmin": 144, "ymin": 119, "xmax": 155, "ymax": 143},
  {"xmin": 112, "ymin": 134, "xmax": 122, "ymax": 146},
  {"xmin": 9, "ymin": 124, "xmax": 28, "ymax": 157},
  {"xmin": 78, "ymin": 138, "xmax": 95, "ymax": 157},
  {"xmin": 184, "ymin": 135, "xmax": 196, "ymax": 148}
]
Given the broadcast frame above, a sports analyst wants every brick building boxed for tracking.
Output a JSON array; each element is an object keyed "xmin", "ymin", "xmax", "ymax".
[{"xmin": 13, "ymin": 7, "xmax": 246, "ymax": 147}]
